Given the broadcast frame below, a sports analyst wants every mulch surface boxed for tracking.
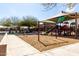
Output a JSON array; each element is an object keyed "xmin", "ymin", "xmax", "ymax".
[{"xmin": 18, "ymin": 35, "xmax": 79, "ymax": 52}]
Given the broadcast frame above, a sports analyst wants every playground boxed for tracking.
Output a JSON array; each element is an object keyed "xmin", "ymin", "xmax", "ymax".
[
  {"xmin": 19, "ymin": 35, "xmax": 79, "ymax": 52},
  {"xmin": 1, "ymin": 3, "xmax": 79, "ymax": 56},
  {"xmin": 18, "ymin": 12, "xmax": 79, "ymax": 52},
  {"xmin": 1, "ymin": 12, "xmax": 79, "ymax": 55}
]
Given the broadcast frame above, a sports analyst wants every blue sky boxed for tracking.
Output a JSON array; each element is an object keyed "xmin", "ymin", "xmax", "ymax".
[{"xmin": 0, "ymin": 3, "xmax": 79, "ymax": 21}]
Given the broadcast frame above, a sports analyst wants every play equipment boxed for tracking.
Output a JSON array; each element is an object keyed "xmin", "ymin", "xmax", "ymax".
[
  {"xmin": 44, "ymin": 16, "xmax": 67, "ymax": 35},
  {"xmin": 43, "ymin": 16, "xmax": 77, "ymax": 36},
  {"xmin": 37, "ymin": 12, "xmax": 79, "ymax": 47}
]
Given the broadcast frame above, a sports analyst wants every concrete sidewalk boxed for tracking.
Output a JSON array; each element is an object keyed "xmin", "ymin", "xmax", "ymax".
[
  {"xmin": 1, "ymin": 34, "xmax": 79, "ymax": 56},
  {"xmin": 0, "ymin": 34, "xmax": 40, "ymax": 56},
  {"xmin": 32, "ymin": 43, "xmax": 79, "ymax": 56}
]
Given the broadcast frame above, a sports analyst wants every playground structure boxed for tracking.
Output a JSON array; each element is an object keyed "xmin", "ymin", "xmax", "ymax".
[{"xmin": 37, "ymin": 12, "xmax": 79, "ymax": 46}]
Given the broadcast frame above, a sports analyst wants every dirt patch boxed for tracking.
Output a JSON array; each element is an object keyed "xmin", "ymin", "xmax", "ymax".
[{"xmin": 18, "ymin": 35, "xmax": 79, "ymax": 52}]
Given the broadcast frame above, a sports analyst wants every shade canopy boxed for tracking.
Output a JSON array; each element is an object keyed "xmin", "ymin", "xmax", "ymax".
[
  {"xmin": 41, "ymin": 20, "xmax": 56, "ymax": 24},
  {"xmin": 48, "ymin": 12, "xmax": 79, "ymax": 22},
  {"xmin": 57, "ymin": 16, "xmax": 66, "ymax": 23},
  {"xmin": 0, "ymin": 25, "xmax": 7, "ymax": 28},
  {"xmin": 47, "ymin": 13, "xmax": 68, "ymax": 22},
  {"xmin": 51, "ymin": 13, "xmax": 67, "ymax": 18}
]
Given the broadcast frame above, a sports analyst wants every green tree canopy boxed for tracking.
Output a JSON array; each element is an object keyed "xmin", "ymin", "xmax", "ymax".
[
  {"xmin": 10, "ymin": 16, "xmax": 19, "ymax": 26},
  {"xmin": 0, "ymin": 16, "xmax": 38, "ymax": 27},
  {"xmin": 2, "ymin": 18, "xmax": 12, "ymax": 26},
  {"xmin": 20, "ymin": 16, "xmax": 38, "ymax": 27}
]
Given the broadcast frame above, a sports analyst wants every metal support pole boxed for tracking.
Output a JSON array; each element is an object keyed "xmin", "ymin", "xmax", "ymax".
[
  {"xmin": 37, "ymin": 21, "xmax": 47, "ymax": 46},
  {"xmin": 38, "ymin": 21, "xmax": 40, "ymax": 41},
  {"xmin": 44, "ymin": 22, "xmax": 46, "ymax": 32},
  {"xmin": 55, "ymin": 23, "xmax": 57, "ymax": 39},
  {"xmin": 75, "ymin": 12, "xmax": 77, "ymax": 39}
]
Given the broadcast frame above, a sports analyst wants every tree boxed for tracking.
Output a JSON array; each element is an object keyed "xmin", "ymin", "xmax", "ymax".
[
  {"xmin": 0, "ymin": 16, "xmax": 38, "ymax": 27},
  {"xmin": 41, "ymin": 3, "xmax": 76, "ymax": 11},
  {"xmin": 1, "ymin": 17, "xmax": 20, "ymax": 26},
  {"xmin": 17, "ymin": 20, "xmax": 26, "ymax": 26},
  {"xmin": 10, "ymin": 16, "xmax": 19, "ymax": 26},
  {"xmin": 2, "ymin": 18, "xmax": 12, "ymax": 26},
  {"xmin": 22, "ymin": 16, "xmax": 38, "ymax": 27},
  {"xmin": 41, "ymin": 3, "xmax": 56, "ymax": 11},
  {"xmin": 66, "ymin": 3, "xmax": 76, "ymax": 10}
]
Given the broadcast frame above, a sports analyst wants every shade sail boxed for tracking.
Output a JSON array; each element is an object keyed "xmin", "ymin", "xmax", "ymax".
[
  {"xmin": 51, "ymin": 13, "xmax": 68, "ymax": 18},
  {"xmin": 45, "ymin": 12, "xmax": 79, "ymax": 23},
  {"xmin": 0, "ymin": 26, "xmax": 7, "ymax": 28},
  {"xmin": 41, "ymin": 20, "xmax": 56, "ymax": 23},
  {"xmin": 57, "ymin": 16, "xmax": 66, "ymax": 22},
  {"xmin": 47, "ymin": 13, "xmax": 68, "ymax": 22}
]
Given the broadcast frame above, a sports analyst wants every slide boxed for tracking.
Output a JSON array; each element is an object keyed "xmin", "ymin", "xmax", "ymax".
[{"xmin": 45, "ymin": 25, "xmax": 57, "ymax": 34}]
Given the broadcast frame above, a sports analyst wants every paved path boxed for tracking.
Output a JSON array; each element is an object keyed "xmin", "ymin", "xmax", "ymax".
[
  {"xmin": 0, "ymin": 34, "xmax": 5, "ymax": 42},
  {"xmin": 0, "ymin": 34, "xmax": 40, "ymax": 56},
  {"xmin": 1, "ymin": 34, "xmax": 79, "ymax": 56},
  {"xmin": 32, "ymin": 43, "xmax": 79, "ymax": 56}
]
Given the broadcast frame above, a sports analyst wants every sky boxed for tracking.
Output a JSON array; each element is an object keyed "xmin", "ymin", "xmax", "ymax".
[{"xmin": 0, "ymin": 3, "xmax": 79, "ymax": 21}]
